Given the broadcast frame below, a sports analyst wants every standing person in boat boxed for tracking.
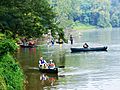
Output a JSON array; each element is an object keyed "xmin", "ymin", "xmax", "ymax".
[
  {"xmin": 51, "ymin": 39, "xmax": 54, "ymax": 46},
  {"xmin": 70, "ymin": 35, "xmax": 73, "ymax": 45},
  {"xmin": 59, "ymin": 38, "xmax": 63, "ymax": 48},
  {"xmin": 39, "ymin": 57, "xmax": 48, "ymax": 69},
  {"xmin": 47, "ymin": 39, "xmax": 50, "ymax": 47},
  {"xmin": 83, "ymin": 43, "xmax": 89, "ymax": 48},
  {"xmin": 48, "ymin": 59, "xmax": 55, "ymax": 69}
]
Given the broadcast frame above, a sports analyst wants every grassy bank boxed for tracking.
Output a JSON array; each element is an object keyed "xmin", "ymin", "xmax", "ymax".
[
  {"xmin": 72, "ymin": 22, "xmax": 96, "ymax": 30},
  {"xmin": 0, "ymin": 54, "xmax": 24, "ymax": 90},
  {"xmin": 0, "ymin": 39, "xmax": 24, "ymax": 90}
]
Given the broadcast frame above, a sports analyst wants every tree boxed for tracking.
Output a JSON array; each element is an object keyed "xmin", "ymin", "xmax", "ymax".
[
  {"xmin": 50, "ymin": 0, "xmax": 73, "ymax": 28},
  {"xmin": 110, "ymin": 14, "xmax": 119, "ymax": 27},
  {"xmin": 110, "ymin": 4, "xmax": 120, "ymax": 27},
  {"xmin": 0, "ymin": 0, "xmax": 64, "ymax": 39},
  {"xmin": 50, "ymin": 0, "xmax": 111, "ymax": 28}
]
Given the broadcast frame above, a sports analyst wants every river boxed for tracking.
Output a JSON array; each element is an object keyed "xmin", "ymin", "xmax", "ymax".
[{"xmin": 16, "ymin": 28, "xmax": 120, "ymax": 90}]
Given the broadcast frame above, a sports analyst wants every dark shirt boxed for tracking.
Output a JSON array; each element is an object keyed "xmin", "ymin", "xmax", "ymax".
[
  {"xmin": 83, "ymin": 43, "xmax": 89, "ymax": 48},
  {"xmin": 70, "ymin": 35, "xmax": 73, "ymax": 41}
]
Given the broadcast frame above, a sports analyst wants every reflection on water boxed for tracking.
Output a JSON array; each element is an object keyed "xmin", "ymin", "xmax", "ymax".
[
  {"xmin": 16, "ymin": 28, "xmax": 120, "ymax": 90},
  {"xmin": 40, "ymin": 73, "xmax": 58, "ymax": 86}
]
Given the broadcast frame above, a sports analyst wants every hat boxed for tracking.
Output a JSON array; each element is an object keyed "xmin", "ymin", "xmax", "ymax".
[{"xmin": 50, "ymin": 59, "xmax": 53, "ymax": 62}]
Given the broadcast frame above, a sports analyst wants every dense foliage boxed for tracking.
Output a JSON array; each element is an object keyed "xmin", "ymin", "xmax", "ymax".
[
  {"xmin": 0, "ymin": 38, "xmax": 24, "ymax": 90},
  {"xmin": 0, "ymin": 54, "xmax": 24, "ymax": 90},
  {"xmin": 110, "ymin": 0, "xmax": 120, "ymax": 27},
  {"xmin": 0, "ymin": 39, "xmax": 18, "ymax": 55},
  {"xmin": 50, "ymin": 0, "xmax": 120, "ymax": 28},
  {"xmin": 0, "ymin": 0, "xmax": 64, "ymax": 39}
]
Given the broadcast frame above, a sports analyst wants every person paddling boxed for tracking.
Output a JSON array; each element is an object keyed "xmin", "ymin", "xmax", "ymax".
[
  {"xmin": 38, "ymin": 57, "xmax": 48, "ymax": 69},
  {"xmin": 48, "ymin": 59, "xmax": 55, "ymax": 69},
  {"xmin": 51, "ymin": 39, "xmax": 54, "ymax": 46},
  {"xmin": 83, "ymin": 43, "xmax": 89, "ymax": 48},
  {"xmin": 70, "ymin": 35, "xmax": 73, "ymax": 45}
]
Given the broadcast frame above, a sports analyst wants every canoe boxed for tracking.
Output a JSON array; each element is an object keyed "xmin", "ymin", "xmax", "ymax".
[
  {"xmin": 71, "ymin": 46, "xmax": 107, "ymax": 53},
  {"xmin": 39, "ymin": 68, "xmax": 58, "ymax": 74},
  {"xmin": 20, "ymin": 44, "xmax": 37, "ymax": 48}
]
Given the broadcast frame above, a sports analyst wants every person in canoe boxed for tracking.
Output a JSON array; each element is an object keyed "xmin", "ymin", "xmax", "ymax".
[
  {"xmin": 70, "ymin": 35, "xmax": 73, "ymax": 45},
  {"xmin": 48, "ymin": 59, "xmax": 55, "ymax": 69},
  {"xmin": 28, "ymin": 40, "xmax": 35, "ymax": 46},
  {"xmin": 83, "ymin": 43, "xmax": 89, "ymax": 48},
  {"xmin": 51, "ymin": 39, "xmax": 54, "ymax": 46},
  {"xmin": 39, "ymin": 57, "xmax": 48, "ymax": 69}
]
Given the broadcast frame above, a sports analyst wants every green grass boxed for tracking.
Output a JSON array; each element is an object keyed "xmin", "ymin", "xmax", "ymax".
[{"xmin": 72, "ymin": 23, "xmax": 96, "ymax": 30}]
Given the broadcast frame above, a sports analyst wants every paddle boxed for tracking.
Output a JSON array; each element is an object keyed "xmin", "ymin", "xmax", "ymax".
[{"xmin": 57, "ymin": 66, "xmax": 65, "ymax": 68}]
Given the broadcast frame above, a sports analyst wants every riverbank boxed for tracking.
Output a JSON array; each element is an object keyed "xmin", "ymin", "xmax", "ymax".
[
  {"xmin": 72, "ymin": 23, "xmax": 96, "ymax": 30},
  {"xmin": 0, "ymin": 39, "xmax": 24, "ymax": 90}
]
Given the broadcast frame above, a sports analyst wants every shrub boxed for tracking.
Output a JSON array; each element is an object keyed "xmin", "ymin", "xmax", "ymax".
[
  {"xmin": 0, "ymin": 38, "xmax": 24, "ymax": 90},
  {"xmin": 0, "ymin": 54, "xmax": 24, "ymax": 90},
  {"xmin": 0, "ymin": 39, "xmax": 18, "ymax": 55}
]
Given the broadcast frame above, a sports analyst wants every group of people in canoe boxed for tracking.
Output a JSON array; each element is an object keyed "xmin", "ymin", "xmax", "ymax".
[
  {"xmin": 17, "ymin": 38, "xmax": 37, "ymax": 46},
  {"xmin": 38, "ymin": 56, "xmax": 56, "ymax": 69}
]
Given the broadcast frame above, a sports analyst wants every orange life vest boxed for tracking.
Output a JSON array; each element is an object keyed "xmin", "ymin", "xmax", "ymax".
[{"xmin": 49, "ymin": 63, "xmax": 55, "ymax": 67}]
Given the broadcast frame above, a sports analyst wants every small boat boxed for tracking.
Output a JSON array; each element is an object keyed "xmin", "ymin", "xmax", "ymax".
[
  {"xmin": 39, "ymin": 68, "xmax": 58, "ymax": 74},
  {"xmin": 20, "ymin": 44, "xmax": 37, "ymax": 48},
  {"xmin": 71, "ymin": 46, "xmax": 107, "ymax": 53}
]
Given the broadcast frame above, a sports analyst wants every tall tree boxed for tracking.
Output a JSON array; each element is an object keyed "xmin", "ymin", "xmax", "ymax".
[
  {"xmin": 50, "ymin": 0, "xmax": 111, "ymax": 28},
  {"xmin": 0, "ymin": 0, "xmax": 64, "ymax": 39}
]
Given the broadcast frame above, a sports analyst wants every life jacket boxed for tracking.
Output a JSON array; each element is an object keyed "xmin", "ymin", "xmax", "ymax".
[
  {"xmin": 39, "ymin": 60, "xmax": 45, "ymax": 64},
  {"xmin": 48, "ymin": 63, "xmax": 55, "ymax": 69},
  {"xmin": 49, "ymin": 63, "xmax": 55, "ymax": 67}
]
